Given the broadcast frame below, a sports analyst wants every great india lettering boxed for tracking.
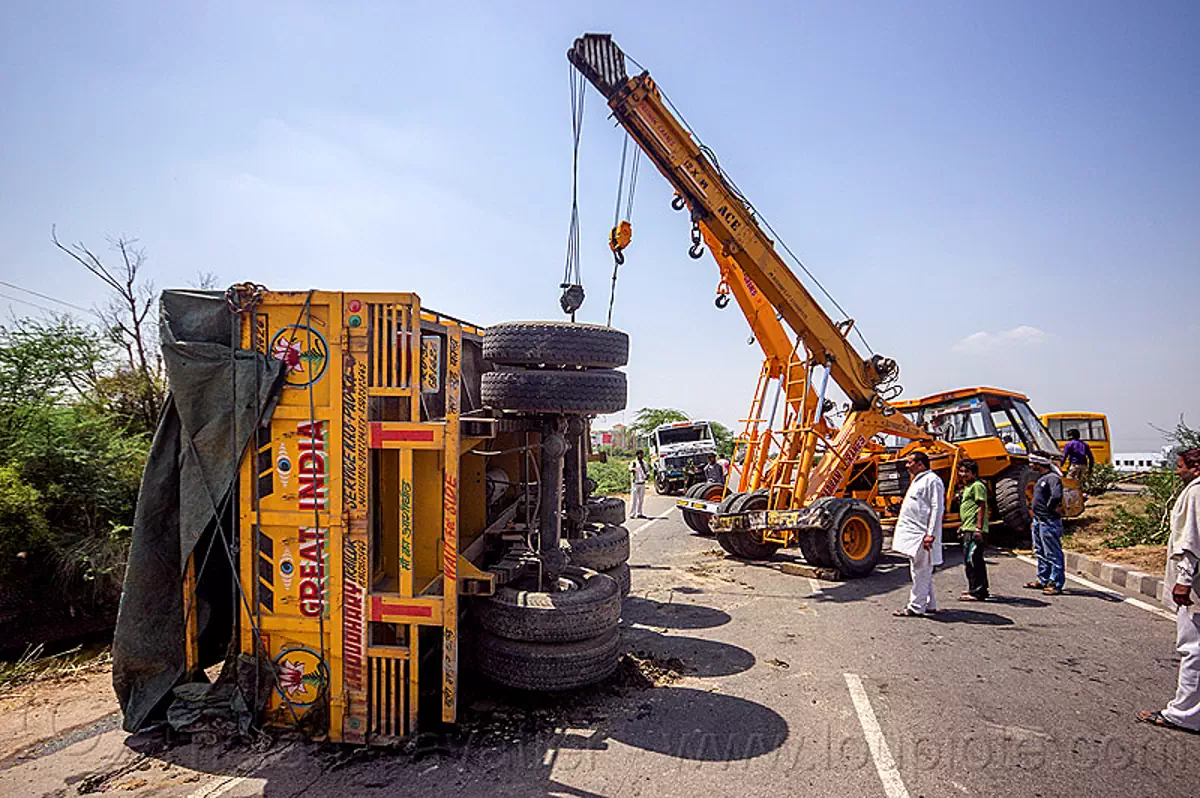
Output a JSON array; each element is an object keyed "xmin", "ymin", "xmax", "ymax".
[
  {"xmin": 298, "ymin": 420, "xmax": 327, "ymax": 511},
  {"xmin": 298, "ymin": 526, "xmax": 327, "ymax": 617}
]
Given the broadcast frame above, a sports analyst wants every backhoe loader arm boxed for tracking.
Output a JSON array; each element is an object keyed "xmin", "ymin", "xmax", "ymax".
[{"xmin": 569, "ymin": 34, "xmax": 896, "ymax": 412}]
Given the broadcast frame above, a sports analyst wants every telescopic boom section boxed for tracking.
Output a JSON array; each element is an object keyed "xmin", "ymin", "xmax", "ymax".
[{"xmin": 569, "ymin": 34, "xmax": 893, "ymax": 412}]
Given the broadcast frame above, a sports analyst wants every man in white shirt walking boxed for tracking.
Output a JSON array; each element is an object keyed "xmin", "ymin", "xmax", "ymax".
[
  {"xmin": 1138, "ymin": 446, "xmax": 1200, "ymax": 732},
  {"xmin": 891, "ymin": 451, "xmax": 946, "ymax": 617},
  {"xmin": 629, "ymin": 450, "xmax": 649, "ymax": 519}
]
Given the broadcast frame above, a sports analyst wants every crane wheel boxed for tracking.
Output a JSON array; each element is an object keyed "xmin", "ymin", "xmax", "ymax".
[
  {"xmin": 475, "ymin": 566, "xmax": 621, "ymax": 643},
  {"xmin": 808, "ymin": 498, "xmax": 883, "ymax": 578},
  {"xmin": 717, "ymin": 491, "xmax": 780, "ymax": 561},
  {"xmin": 483, "ymin": 321, "xmax": 629, "ymax": 368},
  {"xmin": 481, "ymin": 369, "xmax": 626, "ymax": 415},
  {"xmin": 682, "ymin": 481, "xmax": 725, "ymax": 536},
  {"xmin": 713, "ymin": 492, "xmax": 745, "ymax": 555}
]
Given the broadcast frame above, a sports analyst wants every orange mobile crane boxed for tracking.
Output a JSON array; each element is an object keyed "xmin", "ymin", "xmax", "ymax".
[{"xmin": 570, "ymin": 34, "xmax": 958, "ymax": 575}]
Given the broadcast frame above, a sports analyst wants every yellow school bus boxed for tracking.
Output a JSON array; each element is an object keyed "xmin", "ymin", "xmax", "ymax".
[{"xmin": 1040, "ymin": 412, "xmax": 1112, "ymax": 465}]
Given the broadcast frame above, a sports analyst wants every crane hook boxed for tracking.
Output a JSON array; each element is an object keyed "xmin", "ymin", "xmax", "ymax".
[
  {"xmin": 715, "ymin": 294, "xmax": 730, "ymax": 309},
  {"xmin": 688, "ymin": 221, "xmax": 705, "ymax": 259},
  {"xmin": 671, "ymin": 194, "xmax": 686, "ymax": 211}
]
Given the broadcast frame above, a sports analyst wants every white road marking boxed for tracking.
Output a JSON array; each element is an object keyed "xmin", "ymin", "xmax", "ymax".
[
  {"xmin": 1015, "ymin": 554, "xmax": 1175, "ymax": 620},
  {"xmin": 187, "ymin": 742, "xmax": 296, "ymax": 798},
  {"xmin": 629, "ymin": 507, "xmax": 673, "ymax": 538},
  {"xmin": 806, "ymin": 577, "xmax": 823, "ymax": 595},
  {"xmin": 843, "ymin": 673, "xmax": 910, "ymax": 798}
]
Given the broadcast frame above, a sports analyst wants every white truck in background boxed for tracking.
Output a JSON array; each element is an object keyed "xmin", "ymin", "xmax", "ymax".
[{"xmin": 644, "ymin": 420, "xmax": 718, "ymax": 495}]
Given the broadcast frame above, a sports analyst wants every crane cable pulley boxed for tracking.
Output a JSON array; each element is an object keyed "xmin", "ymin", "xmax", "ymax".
[
  {"xmin": 605, "ymin": 135, "xmax": 640, "ymax": 326},
  {"xmin": 560, "ymin": 67, "xmax": 587, "ymax": 319}
]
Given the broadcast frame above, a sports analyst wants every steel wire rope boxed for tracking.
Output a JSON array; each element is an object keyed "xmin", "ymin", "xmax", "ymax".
[
  {"xmin": 561, "ymin": 67, "xmax": 587, "ymax": 319},
  {"xmin": 605, "ymin": 135, "xmax": 641, "ymax": 327}
]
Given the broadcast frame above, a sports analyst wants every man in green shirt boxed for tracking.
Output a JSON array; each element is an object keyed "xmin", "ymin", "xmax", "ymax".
[{"xmin": 958, "ymin": 458, "xmax": 990, "ymax": 601}]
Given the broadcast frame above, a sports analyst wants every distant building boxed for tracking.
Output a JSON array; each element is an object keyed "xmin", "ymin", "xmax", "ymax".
[
  {"xmin": 591, "ymin": 424, "xmax": 631, "ymax": 451},
  {"xmin": 1112, "ymin": 447, "xmax": 1172, "ymax": 474}
]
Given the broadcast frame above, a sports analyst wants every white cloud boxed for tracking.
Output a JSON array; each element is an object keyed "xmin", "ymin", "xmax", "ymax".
[{"xmin": 952, "ymin": 325, "xmax": 1046, "ymax": 353}]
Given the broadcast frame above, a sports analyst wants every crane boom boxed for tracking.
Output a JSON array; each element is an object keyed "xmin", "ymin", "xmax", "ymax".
[{"xmin": 569, "ymin": 34, "xmax": 896, "ymax": 412}]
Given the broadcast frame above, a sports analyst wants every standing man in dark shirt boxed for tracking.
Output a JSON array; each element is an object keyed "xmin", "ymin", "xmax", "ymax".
[
  {"xmin": 1026, "ymin": 454, "xmax": 1065, "ymax": 595},
  {"xmin": 957, "ymin": 458, "xmax": 990, "ymax": 601},
  {"xmin": 703, "ymin": 453, "xmax": 725, "ymax": 485},
  {"xmin": 1062, "ymin": 429, "xmax": 1095, "ymax": 490}
]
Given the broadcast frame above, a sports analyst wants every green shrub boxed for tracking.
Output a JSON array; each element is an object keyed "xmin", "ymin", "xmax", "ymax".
[
  {"xmin": 1084, "ymin": 462, "xmax": 1120, "ymax": 495},
  {"xmin": 1104, "ymin": 469, "xmax": 1181, "ymax": 548},
  {"xmin": 589, "ymin": 457, "xmax": 631, "ymax": 494}
]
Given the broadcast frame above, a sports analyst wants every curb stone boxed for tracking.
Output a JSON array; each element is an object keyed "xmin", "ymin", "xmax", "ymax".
[{"xmin": 1060, "ymin": 550, "xmax": 1164, "ymax": 602}]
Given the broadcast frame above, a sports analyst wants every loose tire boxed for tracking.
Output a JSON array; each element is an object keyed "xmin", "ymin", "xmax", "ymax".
[
  {"xmin": 682, "ymin": 481, "xmax": 725, "ymax": 536},
  {"xmin": 475, "ymin": 627, "xmax": 620, "ymax": 691},
  {"xmin": 561, "ymin": 524, "xmax": 630, "ymax": 572},
  {"xmin": 475, "ymin": 566, "xmax": 620, "ymax": 643},
  {"xmin": 603, "ymin": 562, "xmax": 631, "ymax": 598},
  {"xmin": 482, "ymin": 369, "xmax": 626, "ymax": 415},
  {"xmin": 586, "ymin": 496, "xmax": 625, "ymax": 526},
  {"xmin": 483, "ymin": 322, "xmax": 629, "ymax": 369},
  {"xmin": 995, "ymin": 465, "xmax": 1035, "ymax": 538}
]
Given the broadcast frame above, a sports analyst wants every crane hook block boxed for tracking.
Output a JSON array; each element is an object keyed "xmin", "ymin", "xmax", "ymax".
[
  {"xmin": 560, "ymin": 283, "xmax": 585, "ymax": 315},
  {"xmin": 609, "ymin": 220, "xmax": 632, "ymax": 253},
  {"xmin": 715, "ymin": 294, "xmax": 731, "ymax": 309}
]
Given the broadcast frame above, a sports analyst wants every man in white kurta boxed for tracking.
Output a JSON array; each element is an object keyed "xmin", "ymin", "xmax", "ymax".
[
  {"xmin": 629, "ymin": 450, "xmax": 649, "ymax": 519},
  {"xmin": 891, "ymin": 451, "xmax": 946, "ymax": 616},
  {"xmin": 1140, "ymin": 447, "xmax": 1200, "ymax": 731}
]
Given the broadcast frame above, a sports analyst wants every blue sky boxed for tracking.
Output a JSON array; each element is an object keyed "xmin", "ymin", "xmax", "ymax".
[{"xmin": 1, "ymin": 1, "xmax": 1196, "ymax": 449}]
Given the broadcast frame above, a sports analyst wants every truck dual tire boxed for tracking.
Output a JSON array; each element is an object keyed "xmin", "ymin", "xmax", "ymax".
[
  {"xmin": 481, "ymin": 369, "xmax": 626, "ymax": 415},
  {"xmin": 561, "ymin": 524, "xmax": 630, "ymax": 572},
  {"xmin": 586, "ymin": 496, "xmax": 625, "ymax": 526},
  {"xmin": 475, "ymin": 566, "xmax": 621, "ymax": 643},
  {"xmin": 483, "ymin": 322, "xmax": 629, "ymax": 369},
  {"xmin": 714, "ymin": 492, "xmax": 745, "ymax": 555},
  {"xmin": 602, "ymin": 562, "xmax": 631, "ymax": 598},
  {"xmin": 475, "ymin": 627, "xmax": 621, "ymax": 692},
  {"xmin": 995, "ymin": 465, "xmax": 1035, "ymax": 540}
]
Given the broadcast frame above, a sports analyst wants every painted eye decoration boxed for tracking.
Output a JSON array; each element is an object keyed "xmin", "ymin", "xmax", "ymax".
[
  {"xmin": 279, "ymin": 549, "xmax": 295, "ymax": 589},
  {"xmin": 277, "ymin": 442, "xmax": 292, "ymax": 487}
]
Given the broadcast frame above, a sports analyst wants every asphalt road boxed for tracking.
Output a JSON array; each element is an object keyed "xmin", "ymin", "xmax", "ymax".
[{"xmin": 4, "ymin": 493, "xmax": 1197, "ymax": 797}]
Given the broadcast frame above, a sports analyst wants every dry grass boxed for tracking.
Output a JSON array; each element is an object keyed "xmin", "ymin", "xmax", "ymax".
[
  {"xmin": 0, "ymin": 644, "xmax": 112, "ymax": 699},
  {"xmin": 1060, "ymin": 485, "xmax": 1165, "ymax": 575}
]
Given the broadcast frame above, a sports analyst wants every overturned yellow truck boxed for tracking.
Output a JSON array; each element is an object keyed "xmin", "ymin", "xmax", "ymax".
[{"xmin": 112, "ymin": 288, "xmax": 631, "ymax": 745}]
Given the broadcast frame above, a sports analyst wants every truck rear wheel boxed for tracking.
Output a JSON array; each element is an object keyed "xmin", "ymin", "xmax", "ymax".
[
  {"xmin": 561, "ymin": 524, "xmax": 630, "ymax": 572},
  {"xmin": 483, "ymin": 322, "xmax": 629, "ymax": 368},
  {"xmin": 475, "ymin": 566, "xmax": 620, "ymax": 643},
  {"xmin": 995, "ymin": 465, "xmax": 1035, "ymax": 540},
  {"xmin": 602, "ymin": 562, "xmax": 631, "ymax": 598},
  {"xmin": 475, "ymin": 627, "xmax": 620, "ymax": 691},
  {"xmin": 586, "ymin": 496, "xmax": 625, "ymax": 526},
  {"xmin": 714, "ymin": 492, "xmax": 744, "ymax": 555},
  {"xmin": 481, "ymin": 368, "xmax": 626, "ymax": 415}
]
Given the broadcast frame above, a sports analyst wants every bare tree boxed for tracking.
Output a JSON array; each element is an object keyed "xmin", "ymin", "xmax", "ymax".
[
  {"xmin": 190, "ymin": 271, "xmax": 221, "ymax": 290},
  {"xmin": 52, "ymin": 226, "xmax": 165, "ymax": 430}
]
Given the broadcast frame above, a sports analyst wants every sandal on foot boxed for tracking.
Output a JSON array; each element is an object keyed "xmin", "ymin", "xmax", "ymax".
[
  {"xmin": 1043, "ymin": 586, "xmax": 1063, "ymax": 595},
  {"xmin": 1136, "ymin": 711, "xmax": 1198, "ymax": 733},
  {"xmin": 958, "ymin": 593, "xmax": 986, "ymax": 602},
  {"xmin": 1023, "ymin": 581, "xmax": 1045, "ymax": 590},
  {"xmin": 892, "ymin": 607, "xmax": 924, "ymax": 617}
]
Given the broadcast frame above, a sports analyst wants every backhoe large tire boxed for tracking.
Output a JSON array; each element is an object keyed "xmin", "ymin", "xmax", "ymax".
[
  {"xmin": 714, "ymin": 492, "xmax": 745, "ymax": 555},
  {"xmin": 483, "ymin": 322, "xmax": 629, "ymax": 369},
  {"xmin": 602, "ymin": 562, "xmax": 631, "ymax": 598},
  {"xmin": 482, "ymin": 369, "xmax": 626, "ymax": 415},
  {"xmin": 475, "ymin": 627, "xmax": 620, "ymax": 692},
  {"xmin": 586, "ymin": 496, "xmax": 625, "ymax": 526},
  {"xmin": 682, "ymin": 481, "xmax": 725, "ymax": 536},
  {"xmin": 717, "ymin": 491, "xmax": 780, "ymax": 561},
  {"xmin": 475, "ymin": 566, "xmax": 620, "ymax": 643},
  {"xmin": 818, "ymin": 498, "xmax": 883, "ymax": 578},
  {"xmin": 561, "ymin": 524, "xmax": 630, "ymax": 572},
  {"xmin": 995, "ymin": 465, "xmax": 1035, "ymax": 540}
]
